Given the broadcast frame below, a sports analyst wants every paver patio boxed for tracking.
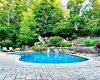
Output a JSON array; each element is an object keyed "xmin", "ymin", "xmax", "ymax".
[{"xmin": 0, "ymin": 53, "xmax": 100, "ymax": 80}]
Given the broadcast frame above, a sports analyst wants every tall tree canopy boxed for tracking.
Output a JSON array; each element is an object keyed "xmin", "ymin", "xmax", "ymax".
[
  {"xmin": 0, "ymin": 0, "xmax": 100, "ymax": 47},
  {"xmin": 33, "ymin": 0, "xmax": 64, "ymax": 36},
  {"xmin": 67, "ymin": 0, "xmax": 85, "ymax": 16}
]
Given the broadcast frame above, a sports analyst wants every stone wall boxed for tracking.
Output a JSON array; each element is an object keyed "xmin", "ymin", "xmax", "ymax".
[{"xmin": 69, "ymin": 47, "xmax": 98, "ymax": 54}]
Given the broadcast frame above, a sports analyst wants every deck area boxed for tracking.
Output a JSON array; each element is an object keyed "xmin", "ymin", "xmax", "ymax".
[{"xmin": 0, "ymin": 52, "xmax": 100, "ymax": 80}]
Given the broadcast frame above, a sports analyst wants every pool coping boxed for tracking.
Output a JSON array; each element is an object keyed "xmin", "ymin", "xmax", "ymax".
[{"xmin": 13, "ymin": 52, "xmax": 94, "ymax": 66}]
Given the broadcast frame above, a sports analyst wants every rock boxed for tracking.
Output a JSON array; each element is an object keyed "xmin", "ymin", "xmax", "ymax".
[
  {"xmin": 38, "ymin": 36, "xmax": 45, "ymax": 44},
  {"xmin": 34, "ymin": 42, "xmax": 42, "ymax": 46}
]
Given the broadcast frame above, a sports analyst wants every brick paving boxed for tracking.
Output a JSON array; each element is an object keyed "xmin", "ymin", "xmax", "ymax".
[{"xmin": 0, "ymin": 53, "xmax": 100, "ymax": 80}]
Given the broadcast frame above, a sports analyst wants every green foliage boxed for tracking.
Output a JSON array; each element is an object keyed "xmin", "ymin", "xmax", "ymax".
[
  {"xmin": 0, "ymin": 0, "xmax": 100, "ymax": 48},
  {"xmin": 48, "ymin": 36, "xmax": 62, "ymax": 47},
  {"xmin": 91, "ymin": 40, "xmax": 100, "ymax": 46},
  {"xmin": 91, "ymin": 27, "xmax": 100, "ymax": 36},
  {"xmin": 17, "ymin": 31, "xmax": 38, "ymax": 46},
  {"xmin": 34, "ymin": 0, "xmax": 64, "ymax": 36},
  {"xmin": 17, "ymin": 3, "xmax": 39, "ymax": 47},
  {"xmin": 82, "ymin": 0, "xmax": 100, "ymax": 37},
  {"xmin": 68, "ymin": 15, "xmax": 89, "ymax": 37},
  {"xmin": 1, "ymin": 40, "xmax": 13, "ymax": 47},
  {"xmin": 0, "ymin": 27, "xmax": 16, "ymax": 41},
  {"xmin": 60, "ymin": 42, "xmax": 72, "ymax": 47},
  {"xmin": 0, "ymin": 27, "xmax": 8, "ymax": 40},
  {"xmin": 71, "ymin": 33, "xmax": 78, "ymax": 39},
  {"xmin": 0, "ymin": 0, "xmax": 28, "ymax": 47},
  {"xmin": 53, "ymin": 23, "xmax": 74, "ymax": 38},
  {"xmin": 67, "ymin": 0, "xmax": 85, "ymax": 15},
  {"xmin": 83, "ymin": 40, "xmax": 92, "ymax": 46},
  {"xmin": 85, "ymin": 18, "xmax": 100, "ymax": 37},
  {"xmin": 32, "ymin": 45, "xmax": 46, "ymax": 51},
  {"xmin": 83, "ymin": 39, "xmax": 100, "ymax": 46},
  {"xmin": 53, "ymin": 15, "xmax": 87, "ymax": 38}
]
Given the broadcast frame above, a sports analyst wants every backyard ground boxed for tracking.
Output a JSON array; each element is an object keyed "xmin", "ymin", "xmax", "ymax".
[{"xmin": 0, "ymin": 52, "xmax": 100, "ymax": 80}]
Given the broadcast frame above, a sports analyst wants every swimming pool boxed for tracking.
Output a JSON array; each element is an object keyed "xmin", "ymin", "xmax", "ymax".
[{"xmin": 16, "ymin": 52, "xmax": 89, "ymax": 64}]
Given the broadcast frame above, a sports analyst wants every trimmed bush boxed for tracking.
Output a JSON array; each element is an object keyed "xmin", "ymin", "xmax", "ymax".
[
  {"xmin": 32, "ymin": 45, "xmax": 46, "ymax": 51},
  {"xmin": 83, "ymin": 39, "xmax": 100, "ymax": 46},
  {"xmin": 60, "ymin": 42, "xmax": 72, "ymax": 47},
  {"xmin": 48, "ymin": 36, "xmax": 62, "ymax": 47}
]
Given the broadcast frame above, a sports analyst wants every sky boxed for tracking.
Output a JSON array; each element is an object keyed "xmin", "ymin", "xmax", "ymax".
[
  {"xmin": 60, "ymin": 0, "xmax": 90, "ymax": 16},
  {"xmin": 60, "ymin": 0, "xmax": 69, "ymax": 9},
  {"xmin": 60, "ymin": 0, "xmax": 90, "ymax": 9}
]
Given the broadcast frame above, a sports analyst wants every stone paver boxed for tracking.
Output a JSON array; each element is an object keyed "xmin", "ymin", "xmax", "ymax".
[{"xmin": 0, "ymin": 53, "xmax": 100, "ymax": 80}]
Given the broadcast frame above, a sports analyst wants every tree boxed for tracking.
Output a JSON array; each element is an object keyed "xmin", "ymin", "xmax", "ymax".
[
  {"xmin": 53, "ymin": 15, "xmax": 88, "ymax": 38},
  {"xmin": 0, "ymin": 0, "xmax": 37, "ymax": 46},
  {"xmin": 33, "ymin": 0, "xmax": 64, "ymax": 36},
  {"xmin": 17, "ymin": 6, "xmax": 38, "ymax": 47},
  {"xmin": 53, "ymin": 23, "xmax": 74, "ymax": 38},
  {"xmin": 86, "ymin": 18, "xmax": 100, "ymax": 36},
  {"xmin": 67, "ymin": 0, "xmax": 85, "ymax": 16},
  {"xmin": 0, "ymin": 0, "xmax": 25, "ymax": 42},
  {"xmin": 82, "ymin": 0, "xmax": 100, "ymax": 37}
]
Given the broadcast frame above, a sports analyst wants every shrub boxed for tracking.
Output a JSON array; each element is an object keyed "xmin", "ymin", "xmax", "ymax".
[
  {"xmin": 95, "ymin": 42, "xmax": 100, "ymax": 48},
  {"xmin": 1, "ymin": 40, "xmax": 13, "ymax": 47},
  {"xmin": 91, "ymin": 40, "xmax": 100, "ymax": 46},
  {"xmin": 83, "ymin": 39, "xmax": 100, "ymax": 46},
  {"xmin": 91, "ymin": 27, "xmax": 100, "ymax": 36},
  {"xmin": 60, "ymin": 42, "xmax": 72, "ymax": 47},
  {"xmin": 83, "ymin": 40, "xmax": 92, "ymax": 46},
  {"xmin": 71, "ymin": 33, "xmax": 78, "ymax": 39},
  {"xmin": 53, "ymin": 23, "xmax": 72, "ymax": 38},
  {"xmin": 32, "ymin": 45, "xmax": 46, "ymax": 51},
  {"xmin": 48, "ymin": 36, "xmax": 62, "ymax": 47}
]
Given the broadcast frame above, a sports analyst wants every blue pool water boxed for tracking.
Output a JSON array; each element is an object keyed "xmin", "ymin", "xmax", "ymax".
[{"xmin": 17, "ymin": 52, "xmax": 88, "ymax": 64}]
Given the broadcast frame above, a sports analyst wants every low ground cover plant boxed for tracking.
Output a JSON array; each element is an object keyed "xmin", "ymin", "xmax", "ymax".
[
  {"xmin": 83, "ymin": 39, "xmax": 100, "ymax": 46},
  {"xmin": 60, "ymin": 42, "xmax": 72, "ymax": 47},
  {"xmin": 32, "ymin": 45, "xmax": 46, "ymax": 51}
]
